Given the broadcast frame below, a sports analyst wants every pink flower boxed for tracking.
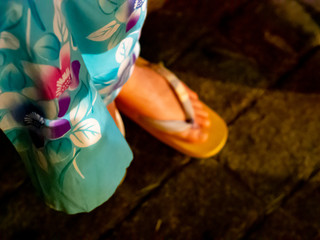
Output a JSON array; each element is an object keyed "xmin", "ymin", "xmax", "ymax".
[{"xmin": 23, "ymin": 43, "xmax": 79, "ymax": 100}]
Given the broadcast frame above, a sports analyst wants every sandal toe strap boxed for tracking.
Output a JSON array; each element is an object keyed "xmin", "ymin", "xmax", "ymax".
[
  {"xmin": 139, "ymin": 118, "xmax": 193, "ymax": 133},
  {"xmin": 150, "ymin": 62, "xmax": 195, "ymax": 123},
  {"xmin": 137, "ymin": 62, "xmax": 196, "ymax": 133}
]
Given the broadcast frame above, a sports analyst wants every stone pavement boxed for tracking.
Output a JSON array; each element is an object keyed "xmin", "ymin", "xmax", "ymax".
[{"xmin": 1, "ymin": 0, "xmax": 320, "ymax": 239}]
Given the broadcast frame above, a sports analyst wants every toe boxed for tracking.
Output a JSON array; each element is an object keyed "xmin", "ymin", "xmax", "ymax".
[
  {"xmin": 176, "ymin": 125, "xmax": 208, "ymax": 143},
  {"xmin": 194, "ymin": 107, "xmax": 209, "ymax": 118},
  {"xmin": 188, "ymin": 90, "xmax": 199, "ymax": 100},
  {"xmin": 192, "ymin": 99, "xmax": 204, "ymax": 110},
  {"xmin": 188, "ymin": 128, "xmax": 208, "ymax": 143},
  {"xmin": 195, "ymin": 115, "xmax": 210, "ymax": 128},
  {"xmin": 182, "ymin": 82, "xmax": 199, "ymax": 99},
  {"xmin": 191, "ymin": 100, "xmax": 209, "ymax": 126}
]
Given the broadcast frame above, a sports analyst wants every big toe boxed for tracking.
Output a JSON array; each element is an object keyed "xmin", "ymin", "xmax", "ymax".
[
  {"xmin": 176, "ymin": 127, "xmax": 209, "ymax": 143},
  {"xmin": 189, "ymin": 128, "xmax": 208, "ymax": 143}
]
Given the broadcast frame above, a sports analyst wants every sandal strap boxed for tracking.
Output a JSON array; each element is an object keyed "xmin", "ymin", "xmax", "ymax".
[
  {"xmin": 138, "ymin": 62, "xmax": 196, "ymax": 134},
  {"xmin": 139, "ymin": 118, "xmax": 193, "ymax": 133},
  {"xmin": 150, "ymin": 62, "xmax": 195, "ymax": 123}
]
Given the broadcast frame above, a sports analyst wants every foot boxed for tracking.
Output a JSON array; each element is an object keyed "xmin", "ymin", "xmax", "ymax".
[{"xmin": 115, "ymin": 58, "xmax": 210, "ymax": 143}]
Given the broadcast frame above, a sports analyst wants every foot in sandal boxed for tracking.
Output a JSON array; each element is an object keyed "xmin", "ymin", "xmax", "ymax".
[{"xmin": 115, "ymin": 57, "xmax": 228, "ymax": 158}]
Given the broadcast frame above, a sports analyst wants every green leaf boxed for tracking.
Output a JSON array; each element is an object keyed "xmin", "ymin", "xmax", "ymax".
[
  {"xmin": 0, "ymin": 2, "xmax": 23, "ymax": 30},
  {"xmin": 0, "ymin": 64, "xmax": 26, "ymax": 91},
  {"xmin": 6, "ymin": 129, "xmax": 31, "ymax": 151},
  {"xmin": 34, "ymin": 33, "xmax": 61, "ymax": 61},
  {"xmin": 46, "ymin": 138, "xmax": 73, "ymax": 164}
]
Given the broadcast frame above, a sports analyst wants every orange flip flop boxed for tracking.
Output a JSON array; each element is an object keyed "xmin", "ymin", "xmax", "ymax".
[{"xmin": 117, "ymin": 60, "xmax": 228, "ymax": 158}]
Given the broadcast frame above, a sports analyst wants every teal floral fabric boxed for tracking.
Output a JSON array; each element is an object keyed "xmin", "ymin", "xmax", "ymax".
[{"xmin": 0, "ymin": 0, "xmax": 147, "ymax": 214}]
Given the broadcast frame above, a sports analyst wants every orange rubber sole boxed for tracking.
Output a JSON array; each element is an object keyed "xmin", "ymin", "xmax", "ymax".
[{"xmin": 119, "ymin": 102, "xmax": 228, "ymax": 158}]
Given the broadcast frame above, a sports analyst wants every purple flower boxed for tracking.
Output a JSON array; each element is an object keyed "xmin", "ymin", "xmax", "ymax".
[
  {"xmin": 126, "ymin": 0, "xmax": 146, "ymax": 32},
  {"xmin": 13, "ymin": 96, "xmax": 72, "ymax": 148},
  {"xmin": 1, "ymin": 55, "xmax": 81, "ymax": 148}
]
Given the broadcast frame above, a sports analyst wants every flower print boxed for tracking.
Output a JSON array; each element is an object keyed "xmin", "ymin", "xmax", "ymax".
[
  {"xmin": 89, "ymin": 0, "xmax": 146, "ymax": 47},
  {"xmin": 56, "ymin": 67, "xmax": 71, "ymax": 97},
  {"xmin": 24, "ymin": 111, "xmax": 45, "ymax": 127},
  {"xmin": 130, "ymin": 0, "xmax": 145, "ymax": 10},
  {"xmin": 0, "ymin": 91, "xmax": 73, "ymax": 148},
  {"xmin": 22, "ymin": 43, "xmax": 80, "ymax": 120},
  {"xmin": 117, "ymin": 0, "xmax": 145, "ymax": 33},
  {"xmin": 22, "ymin": 43, "xmax": 80, "ymax": 100},
  {"xmin": 0, "ymin": 1, "xmax": 23, "ymax": 31},
  {"xmin": 111, "ymin": 53, "xmax": 136, "ymax": 91},
  {"xmin": 125, "ymin": 0, "xmax": 145, "ymax": 32},
  {"xmin": 0, "ymin": 42, "xmax": 81, "ymax": 149},
  {"xmin": 57, "ymin": 91, "xmax": 71, "ymax": 118},
  {"xmin": 126, "ymin": 10, "xmax": 140, "ymax": 33}
]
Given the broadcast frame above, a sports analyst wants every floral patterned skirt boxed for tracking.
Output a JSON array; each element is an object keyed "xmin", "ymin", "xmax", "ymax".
[{"xmin": 0, "ymin": 0, "xmax": 147, "ymax": 214}]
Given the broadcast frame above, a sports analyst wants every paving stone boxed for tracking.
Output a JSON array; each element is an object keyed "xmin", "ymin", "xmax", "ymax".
[
  {"xmin": 143, "ymin": 0, "xmax": 320, "ymax": 80},
  {"xmin": 282, "ymin": 170, "xmax": 320, "ymax": 231},
  {"xmin": 220, "ymin": 0, "xmax": 320, "ymax": 77},
  {"xmin": 277, "ymin": 49, "xmax": 320, "ymax": 94},
  {"xmin": 247, "ymin": 209, "xmax": 319, "ymax": 240},
  {"xmin": 298, "ymin": 0, "xmax": 320, "ymax": 25},
  {"xmin": 140, "ymin": 11, "xmax": 209, "ymax": 64},
  {"xmin": 299, "ymin": 0, "xmax": 320, "ymax": 11},
  {"xmin": 161, "ymin": 0, "xmax": 248, "ymax": 23},
  {"xmin": 220, "ymin": 90, "xmax": 320, "ymax": 203},
  {"xmin": 140, "ymin": 0, "xmax": 247, "ymax": 64},
  {"xmin": 0, "ymin": 181, "xmax": 71, "ymax": 240},
  {"xmin": 0, "ymin": 130, "xmax": 21, "ymax": 172},
  {"xmin": 105, "ymin": 160, "xmax": 264, "ymax": 240},
  {"xmin": 0, "ymin": 130, "xmax": 26, "ymax": 199},
  {"xmin": 0, "ymin": 161, "xmax": 26, "ymax": 199},
  {"xmin": 171, "ymin": 32, "xmax": 271, "ymax": 88}
]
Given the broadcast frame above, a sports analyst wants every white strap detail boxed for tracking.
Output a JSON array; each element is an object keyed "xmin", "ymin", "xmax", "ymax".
[
  {"xmin": 150, "ymin": 62, "xmax": 195, "ymax": 123},
  {"xmin": 137, "ymin": 62, "xmax": 196, "ymax": 133}
]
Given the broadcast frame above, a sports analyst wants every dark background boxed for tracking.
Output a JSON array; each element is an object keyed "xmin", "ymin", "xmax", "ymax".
[{"xmin": 1, "ymin": 0, "xmax": 320, "ymax": 239}]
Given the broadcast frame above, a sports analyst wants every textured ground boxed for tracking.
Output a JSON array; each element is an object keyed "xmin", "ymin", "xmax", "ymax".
[{"xmin": 1, "ymin": 0, "xmax": 320, "ymax": 239}]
